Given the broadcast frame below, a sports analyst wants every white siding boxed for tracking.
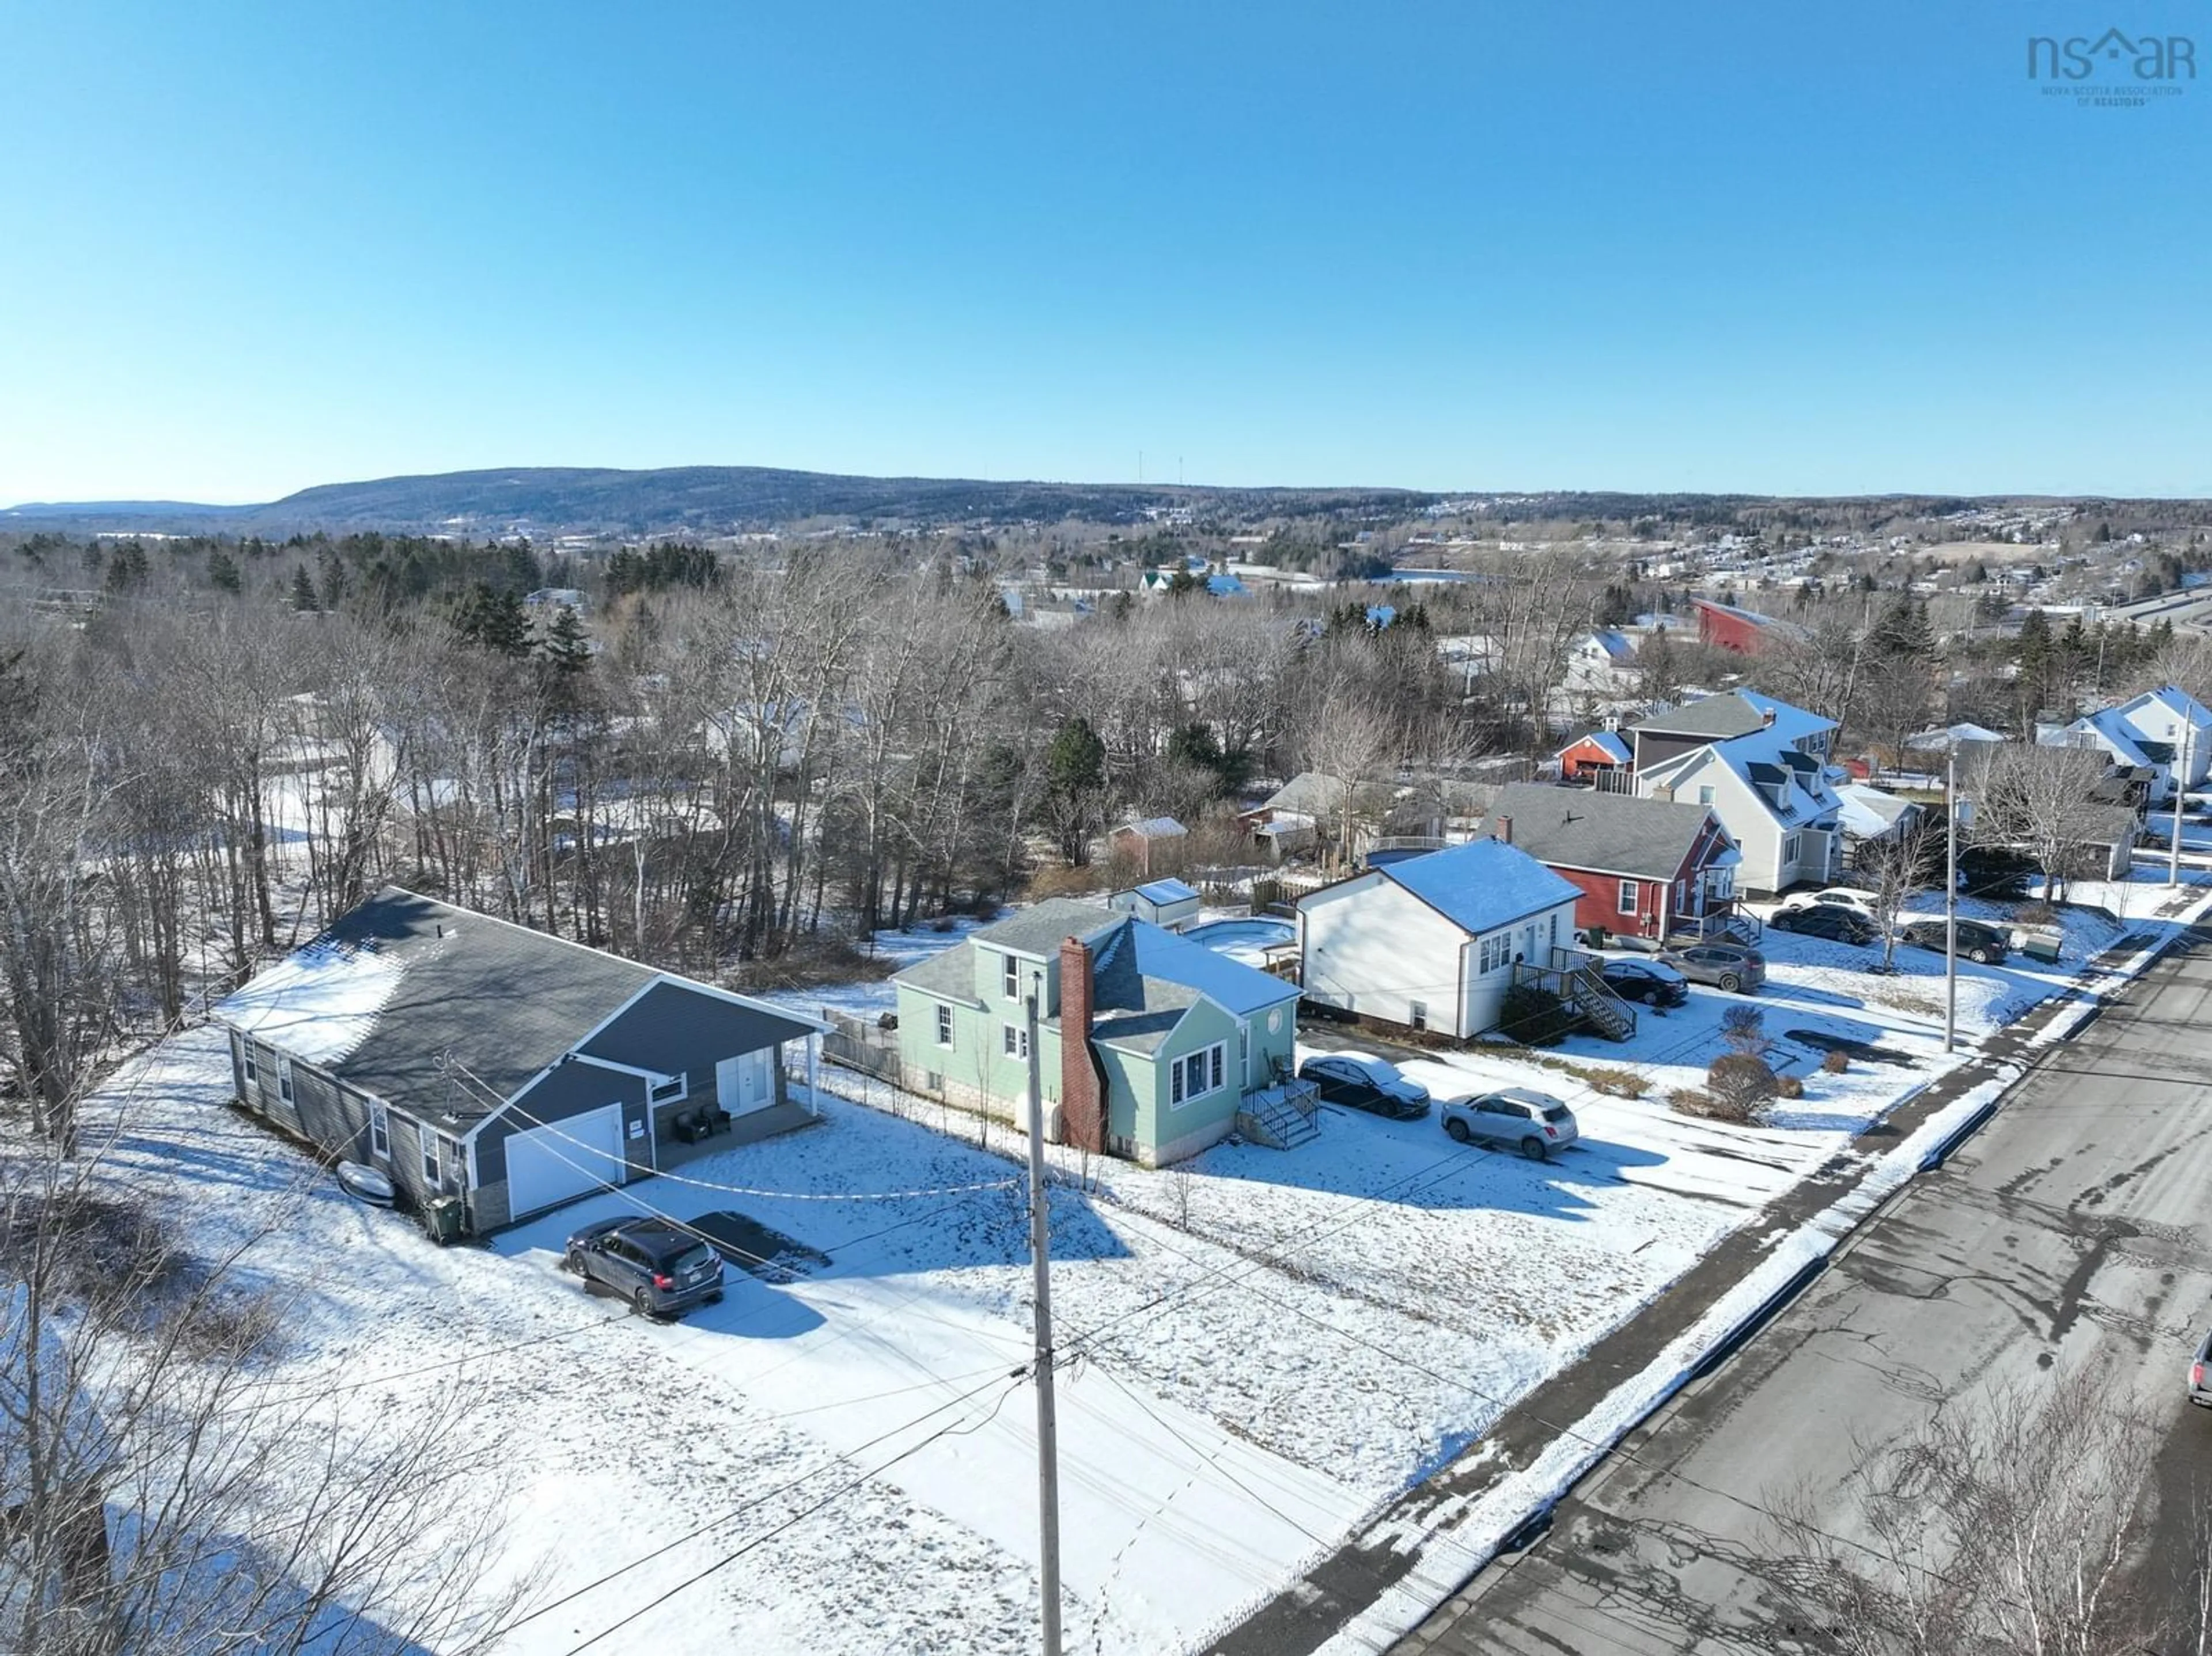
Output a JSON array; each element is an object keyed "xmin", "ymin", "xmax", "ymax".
[{"xmin": 1300, "ymin": 875, "xmax": 1472, "ymax": 1034}]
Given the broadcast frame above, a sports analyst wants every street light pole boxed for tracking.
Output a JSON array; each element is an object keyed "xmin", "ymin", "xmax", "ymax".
[
  {"xmin": 1022, "ymin": 991, "xmax": 1063, "ymax": 1656},
  {"xmin": 2169, "ymin": 717, "xmax": 2192, "ymax": 887},
  {"xmin": 1945, "ymin": 748, "xmax": 1958, "ymax": 1055}
]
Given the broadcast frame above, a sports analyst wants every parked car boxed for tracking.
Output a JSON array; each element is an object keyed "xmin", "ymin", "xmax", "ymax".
[
  {"xmin": 1777, "ymin": 886, "xmax": 1878, "ymax": 919},
  {"xmin": 564, "ymin": 1217, "xmax": 726, "ymax": 1317},
  {"xmin": 1298, "ymin": 1052, "xmax": 1430, "ymax": 1119},
  {"xmin": 1441, "ymin": 1089, "xmax": 1579, "ymax": 1159},
  {"xmin": 1769, "ymin": 905, "xmax": 1880, "ymax": 945},
  {"xmin": 1597, "ymin": 957, "xmax": 1689, "ymax": 1007},
  {"xmin": 2192, "ymin": 1328, "xmax": 2212, "ymax": 1408},
  {"xmin": 1657, "ymin": 941, "xmax": 1767, "ymax": 994},
  {"xmin": 1898, "ymin": 918, "xmax": 2010, "ymax": 965}
]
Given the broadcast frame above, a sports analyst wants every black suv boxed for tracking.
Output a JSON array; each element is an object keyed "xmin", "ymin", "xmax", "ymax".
[
  {"xmin": 1899, "ymin": 918, "xmax": 2010, "ymax": 964},
  {"xmin": 1769, "ymin": 905, "xmax": 1879, "ymax": 945},
  {"xmin": 564, "ymin": 1217, "xmax": 726, "ymax": 1317}
]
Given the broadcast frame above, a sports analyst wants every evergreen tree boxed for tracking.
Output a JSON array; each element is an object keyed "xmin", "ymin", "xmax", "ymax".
[
  {"xmin": 208, "ymin": 551, "xmax": 243, "ymax": 594},
  {"xmin": 538, "ymin": 604, "xmax": 592, "ymax": 676},
  {"xmin": 452, "ymin": 581, "xmax": 532, "ymax": 657},
  {"xmin": 288, "ymin": 566, "xmax": 319, "ymax": 611}
]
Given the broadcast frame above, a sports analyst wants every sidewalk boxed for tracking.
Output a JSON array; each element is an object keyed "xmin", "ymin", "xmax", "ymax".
[{"xmin": 1206, "ymin": 884, "xmax": 2212, "ymax": 1656}]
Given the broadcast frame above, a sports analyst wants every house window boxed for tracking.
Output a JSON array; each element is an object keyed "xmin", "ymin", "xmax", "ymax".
[
  {"xmin": 369, "ymin": 1101, "xmax": 389, "ymax": 1160},
  {"xmin": 650, "ymin": 1071, "xmax": 687, "ymax": 1105},
  {"xmin": 241, "ymin": 1044, "xmax": 258, "ymax": 1085},
  {"xmin": 422, "ymin": 1129, "xmax": 440, "ymax": 1185},
  {"xmin": 1697, "ymin": 786, "xmax": 1715, "ymax": 805},
  {"xmin": 935, "ymin": 1003, "xmax": 955, "ymax": 1048},
  {"xmin": 1002, "ymin": 952, "xmax": 1020, "ymax": 999},
  {"xmin": 1618, "ymin": 879, "xmax": 1639, "ymax": 915},
  {"xmin": 1782, "ymin": 832, "xmax": 1801, "ymax": 865},
  {"xmin": 276, "ymin": 1056, "xmax": 294, "ymax": 1105},
  {"xmin": 1477, "ymin": 934, "xmax": 1510, "ymax": 974},
  {"xmin": 1409, "ymin": 1000, "xmax": 1428, "ymax": 1030},
  {"xmin": 1169, "ymin": 1041, "xmax": 1228, "ymax": 1108},
  {"xmin": 1002, "ymin": 1024, "xmax": 1029, "ymax": 1060}
]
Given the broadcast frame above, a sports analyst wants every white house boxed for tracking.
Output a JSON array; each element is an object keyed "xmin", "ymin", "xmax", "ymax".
[
  {"xmin": 2107, "ymin": 685, "xmax": 2212, "ymax": 794},
  {"xmin": 1296, "ymin": 840, "xmax": 1582, "ymax": 1039},
  {"xmin": 2037, "ymin": 707, "xmax": 2170, "ymax": 802},
  {"xmin": 1563, "ymin": 630, "xmax": 1639, "ymax": 692},
  {"xmin": 1637, "ymin": 729, "xmax": 1845, "ymax": 896}
]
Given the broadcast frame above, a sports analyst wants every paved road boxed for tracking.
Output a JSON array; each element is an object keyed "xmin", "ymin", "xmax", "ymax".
[{"xmin": 1410, "ymin": 929, "xmax": 2212, "ymax": 1655}]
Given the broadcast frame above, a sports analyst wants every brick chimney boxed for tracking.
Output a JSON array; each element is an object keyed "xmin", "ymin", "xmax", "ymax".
[
  {"xmin": 1495, "ymin": 814, "xmax": 1513, "ymax": 844},
  {"xmin": 1058, "ymin": 935, "xmax": 1108, "ymax": 1155}
]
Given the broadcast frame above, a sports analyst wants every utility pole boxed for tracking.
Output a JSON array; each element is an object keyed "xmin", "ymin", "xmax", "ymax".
[
  {"xmin": 2169, "ymin": 716, "xmax": 2194, "ymax": 886},
  {"xmin": 1022, "ymin": 991, "xmax": 1063, "ymax": 1656},
  {"xmin": 1945, "ymin": 748, "xmax": 1959, "ymax": 1054}
]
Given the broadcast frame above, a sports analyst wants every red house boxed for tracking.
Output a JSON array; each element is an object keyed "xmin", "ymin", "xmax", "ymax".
[
  {"xmin": 1556, "ymin": 729, "xmax": 1632, "ymax": 786},
  {"xmin": 1694, "ymin": 597, "xmax": 1805, "ymax": 656},
  {"xmin": 1484, "ymin": 782, "xmax": 1744, "ymax": 942}
]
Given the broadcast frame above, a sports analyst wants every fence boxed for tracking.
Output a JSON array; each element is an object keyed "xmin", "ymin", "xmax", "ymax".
[{"xmin": 819, "ymin": 1009, "xmax": 902, "ymax": 1083}]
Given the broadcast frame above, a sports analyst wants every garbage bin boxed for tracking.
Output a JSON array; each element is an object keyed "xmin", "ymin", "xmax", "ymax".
[
  {"xmin": 423, "ymin": 1195, "xmax": 467, "ymax": 1245},
  {"xmin": 2017, "ymin": 927, "xmax": 2063, "ymax": 966},
  {"xmin": 1583, "ymin": 926, "xmax": 1608, "ymax": 949}
]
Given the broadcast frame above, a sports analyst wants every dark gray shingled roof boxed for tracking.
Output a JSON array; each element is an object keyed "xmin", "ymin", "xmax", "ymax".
[
  {"xmin": 1486, "ymin": 782, "xmax": 1723, "ymax": 882},
  {"xmin": 219, "ymin": 886, "xmax": 656, "ymax": 1124},
  {"xmin": 969, "ymin": 899, "xmax": 1122, "ymax": 957}
]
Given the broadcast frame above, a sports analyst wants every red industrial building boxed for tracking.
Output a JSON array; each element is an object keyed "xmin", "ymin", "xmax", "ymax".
[{"xmin": 1694, "ymin": 597, "xmax": 1802, "ymax": 655}]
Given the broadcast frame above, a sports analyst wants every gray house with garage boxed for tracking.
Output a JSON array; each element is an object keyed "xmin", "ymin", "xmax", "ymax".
[{"xmin": 211, "ymin": 886, "xmax": 828, "ymax": 1234}]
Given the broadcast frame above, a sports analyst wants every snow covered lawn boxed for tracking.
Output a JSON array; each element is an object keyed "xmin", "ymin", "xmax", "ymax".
[{"xmin": 93, "ymin": 872, "xmax": 2206, "ymax": 1654}]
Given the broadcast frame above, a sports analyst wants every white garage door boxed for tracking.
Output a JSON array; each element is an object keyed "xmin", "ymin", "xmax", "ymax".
[{"xmin": 506, "ymin": 1102, "xmax": 627, "ymax": 1219}]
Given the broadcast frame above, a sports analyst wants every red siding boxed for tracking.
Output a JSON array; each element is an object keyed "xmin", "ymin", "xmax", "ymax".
[
  {"xmin": 1558, "ymin": 737, "xmax": 1627, "ymax": 783},
  {"xmin": 1695, "ymin": 600, "xmax": 1777, "ymax": 655},
  {"xmin": 1554, "ymin": 868, "xmax": 1668, "ymax": 937}
]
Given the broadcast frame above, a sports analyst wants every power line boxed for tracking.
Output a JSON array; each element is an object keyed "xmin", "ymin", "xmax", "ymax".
[
  {"xmin": 494, "ymin": 1365, "xmax": 1027, "ymax": 1643},
  {"xmin": 556, "ymin": 1373, "xmax": 1029, "ymax": 1655}
]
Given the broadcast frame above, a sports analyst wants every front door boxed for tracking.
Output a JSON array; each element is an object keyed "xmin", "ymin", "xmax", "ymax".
[{"xmin": 715, "ymin": 1048, "xmax": 776, "ymax": 1117}]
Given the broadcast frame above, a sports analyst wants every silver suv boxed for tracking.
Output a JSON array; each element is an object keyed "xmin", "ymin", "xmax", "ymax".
[{"xmin": 1441, "ymin": 1088, "xmax": 1579, "ymax": 1160}]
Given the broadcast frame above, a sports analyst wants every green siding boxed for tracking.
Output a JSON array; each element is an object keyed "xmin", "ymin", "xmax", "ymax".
[{"xmin": 1127, "ymin": 996, "xmax": 1242, "ymax": 1151}]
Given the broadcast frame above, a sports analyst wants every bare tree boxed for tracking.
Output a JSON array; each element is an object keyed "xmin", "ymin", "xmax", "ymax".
[
  {"xmin": 1855, "ymin": 810, "xmax": 1939, "ymax": 972},
  {"xmin": 1760, "ymin": 1370, "xmax": 2184, "ymax": 1656},
  {"xmin": 1297, "ymin": 672, "xmax": 1404, "ymax": 868},
  {"xmin": 2, "ymin": 1086, "xmax": 533, "ymax": 1654},
  {"xmin": 1964, "ymin": 742, "xmax": 2116, "ymax": 901}
]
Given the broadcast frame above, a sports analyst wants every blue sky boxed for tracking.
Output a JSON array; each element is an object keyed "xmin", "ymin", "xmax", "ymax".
[{"xmin": 2, "ymin": 2, "xmax": 2208, "ymax": 503}]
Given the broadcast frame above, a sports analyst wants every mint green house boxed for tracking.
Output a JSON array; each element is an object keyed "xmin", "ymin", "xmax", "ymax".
[{"xmin": 892, "ymin": 899, "xmax": 1307, "ymax": 1165}]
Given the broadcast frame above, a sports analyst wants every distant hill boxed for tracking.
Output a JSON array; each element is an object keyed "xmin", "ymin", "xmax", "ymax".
[{"xmin": 1, "ymin": 465, "xmax": 1428, "ymax": 537}]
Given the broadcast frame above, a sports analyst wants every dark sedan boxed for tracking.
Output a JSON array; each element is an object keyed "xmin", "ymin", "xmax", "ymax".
[
  {"xmin": 1597, "ymin": 957, "xmax": 1689, "ymax": 1007},
  {"xmin": 1768, "ymin": 905, "xmax": 1880, "ymax": 945},
  {"xmin": 563, "ymin": 1216, "xmax": 726, "ymax": 1317},
  {"xmin": 1297, "ymin": 1053, "xmax": 1431, "ymax": 1119},
  {"xmin": 1899, "ymin": 918, "xmax": 2010, "ymax": 965}
]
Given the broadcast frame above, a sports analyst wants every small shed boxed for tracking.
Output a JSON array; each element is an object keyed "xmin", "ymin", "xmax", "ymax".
[
  {"xmin": 1557, "ymin": 730, "xmax": 1633, "ymax": 786},
  {"xmin": 1107, "ymin": 878, "xmax": 1202, "ymax": 931},
  {"xmin": 1109, "ymin": 817, "xmax": 1188, "ymax": 878}
]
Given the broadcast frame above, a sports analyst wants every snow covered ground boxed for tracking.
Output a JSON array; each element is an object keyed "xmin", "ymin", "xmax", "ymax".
[{"xmin": 94, "ymin": 869, "xmax": 2212, "ymax": 1654}]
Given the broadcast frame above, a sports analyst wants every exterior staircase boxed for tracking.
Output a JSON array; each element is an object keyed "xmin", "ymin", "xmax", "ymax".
[
  {"xmin": 1559, "ymin": 966, "xmax": 1637, "ymax": 1042},
  {"xmin": 1514, "ymin": 953, "xmax": 1639, "ymax": 1043},
  {"xmin": 1236, "ymin": 1079, "xmax": 1322, "ymax": 1150}
]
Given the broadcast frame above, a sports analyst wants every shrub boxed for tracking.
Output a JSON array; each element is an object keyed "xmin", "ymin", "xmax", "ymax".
[
  {"xmin": 1820, "ymin": 1048, "xmax": 1851, "ymax": 1075},
  {"xmin": 1585, "ymin": 1067, "xmax": 1646, "ymax": 1099},
  {"xmin": 1027, "ymin": 863, "xmax": 1112, "ymax": 900},
  {"xmin": 1706, "ymin": 1052, "xmax": 1779, "ymax": 1115},
  {"xmin": 1498, "ymin": 984, "xmax": 1576, "ymax": 1047},
  {"xmin": 1775, "ymin": 1074, "xmax": 1805, "ymax": 1100},
  {"xmin": 1719, "ymin": 1004, "xmax": 1771, "ymax": 1060},
  {"xmin": 2014, "ymin": 900, "xmax": 2059, "ymax": 928},
  {"xmin": 1671, "ymin": 1086, "xmax": 1752, "ymax": 1123}
]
